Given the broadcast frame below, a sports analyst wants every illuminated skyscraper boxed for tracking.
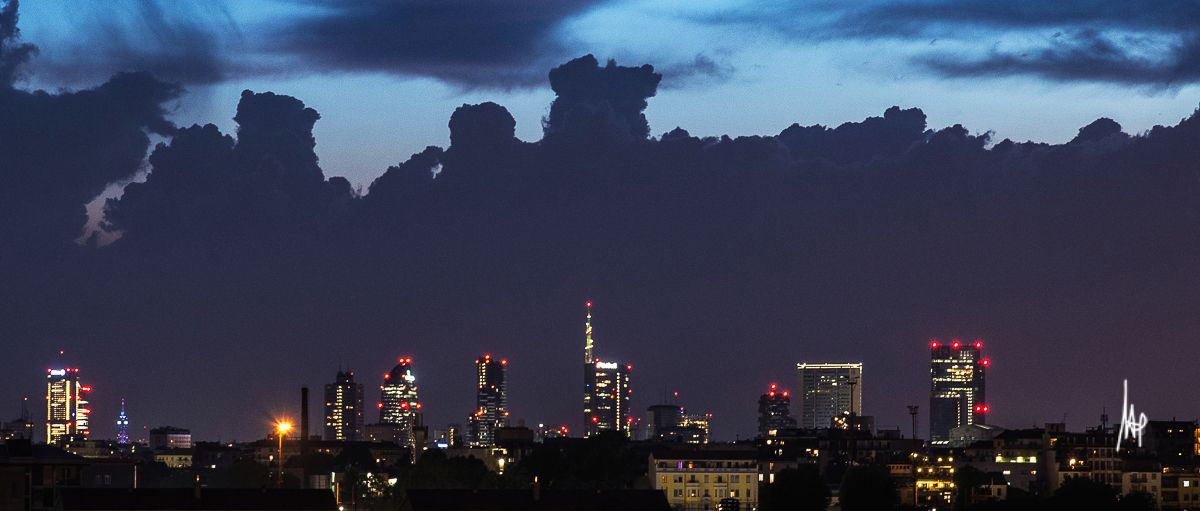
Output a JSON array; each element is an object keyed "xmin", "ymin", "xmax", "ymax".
[
  {"xmin": 796, "ymin": 363, "xmax": 863, "ymax": 429},
  {"xmin": 467, "ymin": 354, "xmax": 508, "ymax": 447},
  {"xmin": 757, "ymin": 384, "xmax": 796, "ymax": 437},
  {"xmin": 929, "ymin": 338, "xmax": 988, "ymax": 441},
  {"xmin": 381, "ymin": 357, "xmax": 421, "ymax": 447},
  {"xmin": 45, "ymin": 368, "xmax": 90, "ymax": 445},
  {"xmin": 325, "ymin": 370, "xmax": 364, "ymax": 441},
  {"xmin": 116, "ymin": 399, "xmax": 130, "ymax": 445},
  {"xmin": 581, "ymin": 302, "xmax": 632, "ymax": 437}
]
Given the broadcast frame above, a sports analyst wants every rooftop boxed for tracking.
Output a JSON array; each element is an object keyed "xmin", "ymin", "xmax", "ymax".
[
  {"xmin": 407, "ymin": 489, "xmax": 670, "ymax": 511},
  {"xmin": 58, "ymin": 488, "xmax": 336, "ymax": 511}
]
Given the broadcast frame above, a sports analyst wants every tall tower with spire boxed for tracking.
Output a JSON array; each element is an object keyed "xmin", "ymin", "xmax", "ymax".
[
  {"xmin": 584, "ymin": 301, "xmax": 594, "ymax": 364},
  {"xmin": 582, "ymin": 301, "xmax": 596, "ymax": 434},
  {"xmin": 581, "ymin": 301, "xmax": 633, "ymax": 437},
  {"xmin": 116, "ymin": 399, "xmax": 130, "ymax": 445}
]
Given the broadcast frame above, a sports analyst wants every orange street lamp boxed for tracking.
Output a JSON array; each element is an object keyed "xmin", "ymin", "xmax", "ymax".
[{"xmin": 275, "ymin": 421, "xmax": 292, "ymax": 488}]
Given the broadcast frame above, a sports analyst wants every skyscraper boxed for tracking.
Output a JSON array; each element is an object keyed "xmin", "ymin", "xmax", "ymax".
[
  {"xmin": 467, "ymin": 354, "xmax": 508, "ymax": 447},
  {"xmin": 757, "ymin": 384, "xmax": 796, "ymax": 437},
  {"xmin": 325, "ymin": 370, "xmax": 365, "ymax": 441},
  {"xmin": 46, "ymin": 368, "xmax": 90, "ymax": 445},
  {"xmin": 381, "ymin": 357, "xmax": 421, "ymax": 447},
  {"xmin": 581, "ymin": 302, "xmax": 632, "ymax": 437},
  {"xmin": 796, "ymin": 363, "xmax": 863, "ymax": 429},
  {"xmin": 929, "ymin": 338, "xmax": 988, "ymax": 441},
  {"xmin": 116, "ymin": 399, "xmax": 130, "ymax": 445}
]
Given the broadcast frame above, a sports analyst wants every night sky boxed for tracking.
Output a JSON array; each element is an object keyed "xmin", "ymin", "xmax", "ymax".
[{"xmin": 2, "ymin": 0, "xmax": 1200, "ymax": 442}]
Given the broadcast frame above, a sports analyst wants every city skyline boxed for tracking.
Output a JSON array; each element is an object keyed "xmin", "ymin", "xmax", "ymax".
[
  {"xmin": 4, "ymin": 0, "xmax": 1200, "ymax": 447},
  {"xmin": 7, "ymin": 329, "xmax": 1170, "ymax": 444}
]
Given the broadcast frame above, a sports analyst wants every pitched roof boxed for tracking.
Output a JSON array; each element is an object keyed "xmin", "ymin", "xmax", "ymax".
[{"xmin": 0, "ymin": 441, "xmax": 87, "ymax": 464}]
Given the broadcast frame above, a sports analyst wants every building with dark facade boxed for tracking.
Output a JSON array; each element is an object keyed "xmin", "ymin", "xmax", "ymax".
[
  {"xmin": 796, "ymin": 362, "xmax": 862, "ymax": 429},
  {"xmin": 581, "ymin": 301, "xmax": 632, "ymax": 437},
  {"xmin": 647, "ymin": 403, "xmax": 710, "ymax": 444},
  {"xmin": 148, "ymin": 427, "xmax": 192, "ymax": 450},
  {"xmin": 929, "ymin": 339, "xmax": 988, "ymax": 441},
  {"xmin": 324, "ymin": 370, "xmax": 364, "ymax": 441},
  {"xmin": 467, "ymin": 354, "xmax": 508, "ymax": 447},
  {"xmin": 757, "ymin": 384, "xmax": 796, "ymax": 437}
]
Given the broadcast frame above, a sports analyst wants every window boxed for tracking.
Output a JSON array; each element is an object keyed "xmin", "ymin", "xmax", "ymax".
[{"xmin": 674, "ymin": 489, "xmax": 683, "ymax": 497}]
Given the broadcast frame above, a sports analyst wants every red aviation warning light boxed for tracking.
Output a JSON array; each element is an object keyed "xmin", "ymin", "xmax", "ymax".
[
  {"xmin": 974, "ymin": 340, "xmax": 983, "ymax": 349},
  {"xmin": 951, "ymin": 340, "xmax": 961, "ymax": 349},
  {"xmin": 974, "ymin": 404, "xmax": 990, "ymax": 413},
  {"xmin": 591, "ymin": 416, "xmax": 599, "ymax": 423},
  {"xmin": 980, "ymin": 358, "xmax": 991, "ymax": 367},
  {"xmin": 930, "ymin": 339, "xmax": 940, "ymax": 349}
]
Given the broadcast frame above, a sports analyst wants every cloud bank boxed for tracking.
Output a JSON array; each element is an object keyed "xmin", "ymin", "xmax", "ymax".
[{"xmin": 3, "ymin": 2, "xmax": 1200, "ymax": 438}]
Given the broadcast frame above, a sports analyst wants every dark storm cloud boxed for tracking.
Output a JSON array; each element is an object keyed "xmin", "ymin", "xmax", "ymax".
[
  {"xmin": 23, "ymin": 0, "xmax": 237, "ymax": 87},
  {"xmin": 543, "ymin": 55, "xmax": 661, "ymax": 145},
  {"xmin": 269, "ymin": 0, "xmax": 606, "ymax": 88},
  {"xmin": 4, "ymin": 0, "xmax": 1200, "ymax": 439},
  {"xmin": 715, "ymin": 0, "xmax": 1200, "ymax": 86},
  {"xmin": 656, "ymin": 54, "xmax": 735, "ymax": 89},
  {"xmin": 0, "ymin": 0, "xmax": 35, "ymax": 85},
  {"xmin": 0, "ymin": 0, "xmax": 181, "ymax": 252},
  {"xmin": 104, "ymin": 90, "xmax": 354, "ymax": 239},
  {"xmin": 920, "ymin": 30, "xmax": 1200, "ymax": 86}
]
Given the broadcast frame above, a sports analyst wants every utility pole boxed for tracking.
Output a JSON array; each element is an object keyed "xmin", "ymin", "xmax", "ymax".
[
  {"xmin": 907, "ymin": 405, "xmax": 919, "ymax": 440},
  {"xmin": 847, "ymin": 378, "xmax": 859, "ymax": 464}
]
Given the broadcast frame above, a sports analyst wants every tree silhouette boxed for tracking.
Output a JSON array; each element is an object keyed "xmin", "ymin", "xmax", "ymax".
[
  {"xmin": 759, "ymin": 466, "xmax": 830, "ymax": 511},
  {"xmin": 839, "ymin": 465, "xmax": 897, "ymax": 511}
]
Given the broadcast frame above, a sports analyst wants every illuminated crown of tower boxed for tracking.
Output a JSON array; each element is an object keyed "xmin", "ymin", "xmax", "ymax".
[{"xmin": 584, "ymin": 301, "xmax": 594, "ymax": 364}]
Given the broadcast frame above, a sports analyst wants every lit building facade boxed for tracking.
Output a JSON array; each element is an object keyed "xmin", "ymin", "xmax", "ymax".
[
  {"xmin": 116, "ymin": 399, "xmax": 129, "ymax": 445},
  {"xmin": 648, "ymin": 404, "xmax": 711, "ymax": 444},
  {"xmin": 467, "ymin": 354, "xmax": 508, "ymax": 447},
  {"xmin": 46, "ymin": 368, "xmax": 90, "ymax": 445},
  {"xmin": 148, "ymin": 426, "xmax": 192, "ymax": 450},
  {"xmin": 757, "ymin": 384, "xmax": 796, "ymax": 437},
  {"xmin": 796, "ymin": 363, "xmax": 862, "ymax": 430},
  {"xmin": 581, "ymin": 301, "xmax": 632, "ymax": 437},
  {"xmin": 586, "ymin": 360, "xmax": 632, "ymax": 436},
  {"xmin": 324, "ymin": 370, "xmax": 365, "ymax": 441},
  {"xmin": 650, "ymin": 449, "xmax": 760, "ymax": 511},
  {"xmin": 381, "ymin": 357, "xmax": 422, "ymax": 448},
  {"xmin": 929, "ymin": 339, "xmax": 988, "ymax": 441}
]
